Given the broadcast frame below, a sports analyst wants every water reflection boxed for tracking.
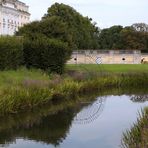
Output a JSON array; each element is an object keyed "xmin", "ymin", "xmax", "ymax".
[
  {"xmin": 0, "ymin": 96, "xmax": 106, "ymax": 147},
  {"xmin": 0, "ymin": 109, "xmax": 74, "ymax": 147},
  {"xmin": 0, "ymin": 93, "xmax": 148, "ymax": 148},
  {"xmin": 130, "ymin": 95, "xmax": 148, "ymax": 102},
  {"xmin": 73, "ymin": 97, "xmax": 106, "ymax": 124}
]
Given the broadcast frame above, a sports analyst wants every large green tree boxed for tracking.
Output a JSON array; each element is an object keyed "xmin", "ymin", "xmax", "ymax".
[
  {"xmin": 131, "ymin": 23, "xmax": 148, "ymax": 51},
  {"xmin": 98, "ymin": 25, "xmax": 123, "ymax": 49},
  {"xmin": 17, "ymin": 3, "xmax": 100, "ymax": 50},
  {"xmin": 42, "ymin": 3, "xmax": 100, "ymax": 49},
  {"xmin": 120, "ymin": 26, "xmax": 148, "ymax": 49},
  {"xmin": 98, "ymin": 24, "xmax": 148, "ymax": 50}
]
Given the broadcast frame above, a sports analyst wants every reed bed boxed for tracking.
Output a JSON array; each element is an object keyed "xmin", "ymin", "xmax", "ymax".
[
  {"xmin": 0, "ymin": 68, "xmax": 148, "ymax": 115},
  {"xmin": 122, "ymin": 107, "xmax": 148, "ymax": 148}
]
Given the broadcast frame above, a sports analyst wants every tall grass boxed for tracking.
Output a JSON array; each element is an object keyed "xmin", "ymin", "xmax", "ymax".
[
  {"xmin": 121, "ymin": 107, "xmax": 148, "ymax": 148},
  {"xmin": 0, "ymin": 68, "xmax": 148, "ymax": 115}
]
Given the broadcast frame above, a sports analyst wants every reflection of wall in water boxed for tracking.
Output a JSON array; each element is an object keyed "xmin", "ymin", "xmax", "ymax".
[{"xmin": 68, "ymin": 50, "xmax": 142, "ymax": 64}]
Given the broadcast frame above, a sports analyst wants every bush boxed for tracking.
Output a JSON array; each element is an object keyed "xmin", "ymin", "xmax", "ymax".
[
  {"xmin": 23, "ymin": 36, "xmax": 71, "ymax": 74},
  {"xmin": 0, "ymin": 36, "xmax": 23, "ymax": 70}
]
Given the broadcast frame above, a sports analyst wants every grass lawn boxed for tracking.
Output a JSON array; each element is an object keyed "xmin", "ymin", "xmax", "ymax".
[
  {"xmin": 0, "ymin": 68, "xmax": 49, "ymax": 88},
  {"xmin": 66, "ymin": 64, "xmax": 148, "ymax": 73}
]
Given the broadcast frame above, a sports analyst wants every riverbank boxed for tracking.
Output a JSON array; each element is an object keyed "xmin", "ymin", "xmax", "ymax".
[
  {"xmin": 0, "ymin": 89, "xmax": 147, "ymax": 147},
  {"xmin": 122, "ymin": 107, "xmax": 148, "ymax": 148},
  {"xmin": 0, "ymin": 66, "xmax": 148, "ymax": 115}
]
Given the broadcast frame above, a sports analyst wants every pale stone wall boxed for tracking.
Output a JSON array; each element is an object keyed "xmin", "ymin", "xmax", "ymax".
[{"xmin": 67, "ymin": 50, "xmax": 142, "ymax": 64}]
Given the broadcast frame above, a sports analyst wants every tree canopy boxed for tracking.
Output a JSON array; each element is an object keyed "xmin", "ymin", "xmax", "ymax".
[
  {"xmin": 17, "ymin": 3, "xmax": 148, "ymax": 51},
  {"xmin": 17, "ymin": 3, "xmax": 100, "ymax": 50},
  {"xmin": 98, "ymin": 23, "xmax": 148, "ymax": 50}
]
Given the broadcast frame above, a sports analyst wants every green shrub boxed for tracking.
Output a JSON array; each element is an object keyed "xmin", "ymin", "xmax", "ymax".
[
  {"xmin": 0, "ymin": 36, "xmax": 23, "ymax": 70},
  {"xmin": 23, "ymin": 36, "xmax": 71, "ymax": 74}
]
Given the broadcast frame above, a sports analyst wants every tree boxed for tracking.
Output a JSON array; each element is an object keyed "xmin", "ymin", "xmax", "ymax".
[
  {"xmin": 131, "ymin": 23, "xmax": 148, "ymax": 50},
  {"xmin": 39, "ymin": 16, "xmax": 74, "ymax": 49},
  {"xmin": 16, "ymin": 3, "xmax": 101, "ymax": 72},
  {"xmin": 120, "ymin": 27, "xmax": 147, "ymax": 49},
  {"xmin": 43, "ymin": 3, "xmax": 100, "ymax": 49},
  {"xmin": 98, "ymin": 24, "xmax": 148, "ymax": 50},
  {"xmin": 17, "ymin": 3, "xmax": 100, "ymax": 50},
  {"xmin": 98, "ymin": 25, "xmax": 123, "ymax": 49},
  {"xmin": 16, "ymin": 21, "xmax": 41, "ymax": 39},
  {"xmin": 132, "ymin": 23, "xmax": 148, "ymax": 32}
]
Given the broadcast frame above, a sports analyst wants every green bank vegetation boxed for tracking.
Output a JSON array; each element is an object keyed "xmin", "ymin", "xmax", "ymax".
[
  {"xmin": 122, "ymin": 107, "xmax": 148, "ymax": 148},
  {"xmin": 0, "ymin": 36, "xmax": 70, "ymax": 74},
  {"xmin": 0, "ymin": 68, "xmax": 148, "ymax": 115},
  {"xmin": 0, "ymin": 90, "xmax": 147, "ymax": 146},
  {"xmin": 0, "ymin": 2, "xmax": 147, "ymax": 147},
  {"xmin": 0, "ymin": 36, "xmax": 23, "ymax": 70},
  {"xmin": 0, "ymin": 3, "xmax": 148, "ymax": 116}
]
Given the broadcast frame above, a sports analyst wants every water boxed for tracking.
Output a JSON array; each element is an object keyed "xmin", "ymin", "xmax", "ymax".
[{"xmin": 0, "ymin": 94, "xmax": 148, "ymax": 148}]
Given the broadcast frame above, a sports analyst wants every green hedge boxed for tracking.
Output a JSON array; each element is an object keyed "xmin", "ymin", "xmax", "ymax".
[
  {"xmin": 0, "ymin": 36, "xmax": 71, "ymax": 73},
  {"xmin": 23, "ymin": 36, "xmax": 71, "ymax": 74},
  {"xmin": 0, "ymin": 36, "xmax": 23, "ymax": 70}
]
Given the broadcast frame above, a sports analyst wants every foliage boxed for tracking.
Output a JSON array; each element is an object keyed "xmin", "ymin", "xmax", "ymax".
[
  {"xmin": 43, "ymin": 3, "xmax": 100, "ymax": 49},
  {"xmin": 98, "ymin": 25, "xmax": 123, "ymax": 49},
  {"xmin": 23, "ymin": 36, "xmax": 70, "ymax": 74},
  {"xmin": 0, "ymin": 68, "xmax": 148, "ymax": 115},
  {"xmin": 17, "ymin": 3, "xmax": 100, "ymax": 50},
  {"xmin": 16, "ymin": 3, "xmax": 101, "ymax": 73},
  {"xmin": 16, "ymin": 3, "xmax": 148, "ymax": 51},
  {"xmin": 122, "ymin": 107, "xmax": 148, "ymax": 148},
  {"xmin": 0, "ymin": 36, "xmax": 23, "ymax": 70},
  {"xmin": 98, "ymin": 23, "xmax": 148, "ymax": 50},
  {"xmin": 120, "ymin": 26, "xmax": 148, "ymax": 49}
]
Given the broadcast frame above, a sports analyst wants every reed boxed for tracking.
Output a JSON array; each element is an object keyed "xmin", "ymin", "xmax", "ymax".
[
  {"xmin": 0, "ymin": 68, "xmax": 148, "ymax": 115},
  {"xmin": 121, "ymin": 107, "xmax": 148, "ymax": 148}
]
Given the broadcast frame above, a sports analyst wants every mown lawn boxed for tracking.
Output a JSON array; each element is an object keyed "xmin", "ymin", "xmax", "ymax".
[{"xmin": 66, "ymin": 64, "xmax": 148, "ymax": 73}]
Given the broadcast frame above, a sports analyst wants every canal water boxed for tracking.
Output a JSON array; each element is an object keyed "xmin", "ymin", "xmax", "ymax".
[{"xmin": 0, "ymin": 93, "xmax": 148, "ymax": 148}]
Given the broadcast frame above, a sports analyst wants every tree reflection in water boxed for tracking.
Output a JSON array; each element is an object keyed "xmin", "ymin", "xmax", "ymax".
[
  {"xmin": 0, "ymin": 95, "xmax": 107, "ymax": 147},
  {"xmin": 0, "ymin": 108, "xmax": 74, "ymax": 147},
  {"xmin": 0, "ymin": 93, "xmax": 147, "ymax": 148},
  {"xmin": 130, "ymin": 95, "xmax": 148, "ymax": 102}
]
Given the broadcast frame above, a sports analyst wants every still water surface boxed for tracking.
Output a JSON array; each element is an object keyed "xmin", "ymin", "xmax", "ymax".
[{"xmin": 1, "ymin": 94, "xmax": 148, "ymax": 148}]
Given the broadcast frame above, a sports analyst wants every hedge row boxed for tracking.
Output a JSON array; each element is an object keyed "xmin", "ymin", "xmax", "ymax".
[
  {"xmin": 0, "ymin": 36, "xmax": 71, "ymax": 73},
  {"xmin": 0, "ymin": 36, "xmax": 23, "ymax": 70}
]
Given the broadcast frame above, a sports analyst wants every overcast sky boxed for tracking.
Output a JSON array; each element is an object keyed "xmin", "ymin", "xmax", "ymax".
[{"xmin": 22, "ymin": 0, "xmax": 148, "ymax": 28}]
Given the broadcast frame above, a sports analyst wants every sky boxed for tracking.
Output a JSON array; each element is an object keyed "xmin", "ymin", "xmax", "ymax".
[{"xmin": 22, "ymin": 0, "xmax": 148, "ymax": 29}]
